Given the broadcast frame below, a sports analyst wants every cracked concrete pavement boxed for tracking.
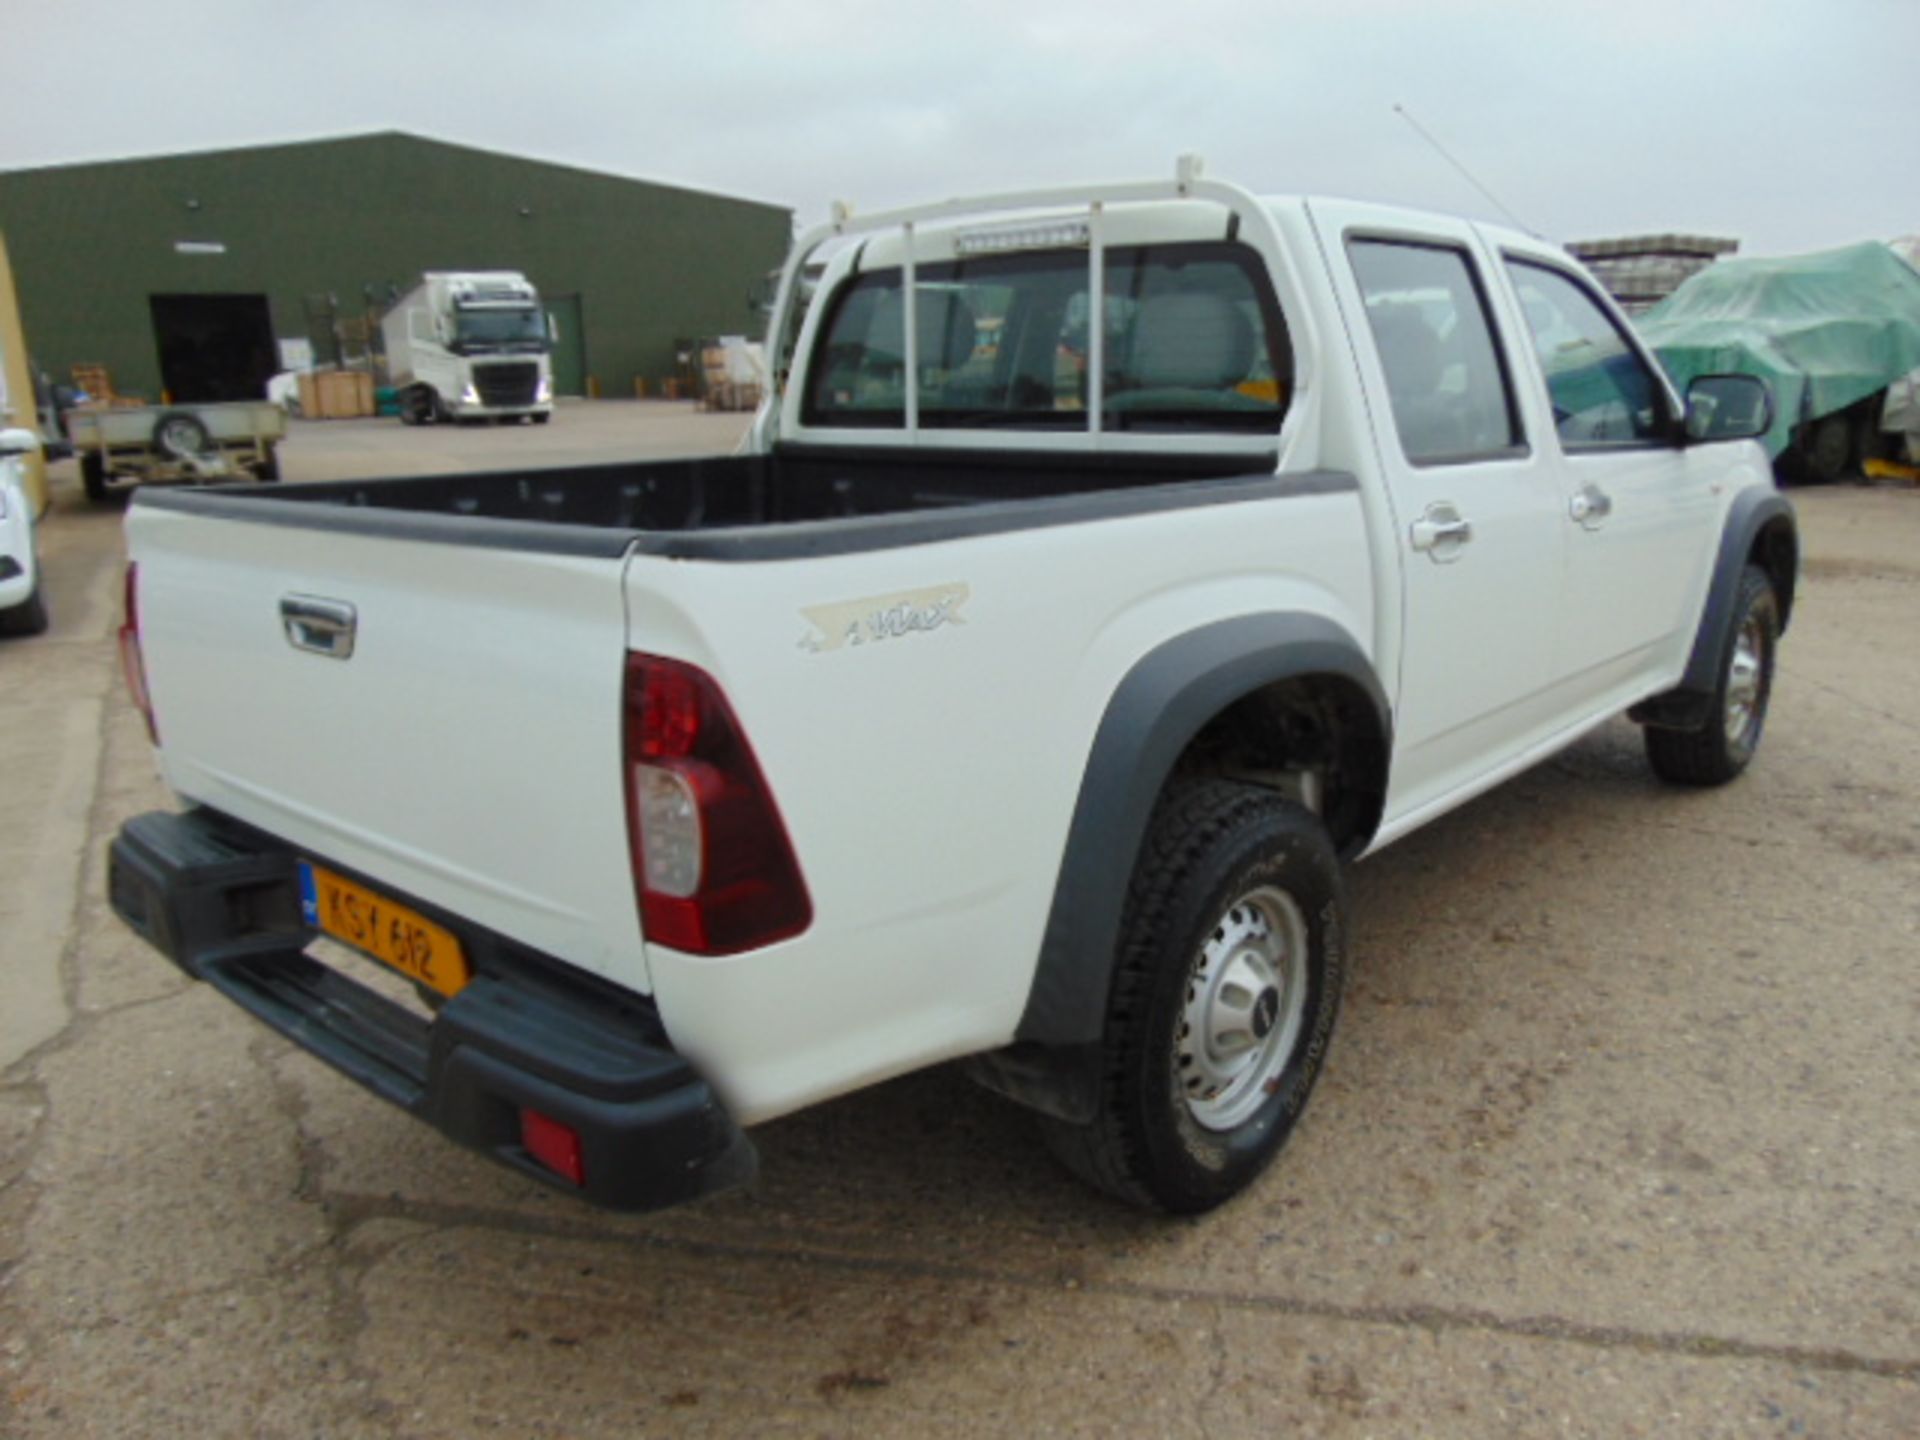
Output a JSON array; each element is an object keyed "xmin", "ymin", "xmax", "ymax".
[{"xmin": 2, "ymin": 403, "xmax": 1916, "ymax": 1436}]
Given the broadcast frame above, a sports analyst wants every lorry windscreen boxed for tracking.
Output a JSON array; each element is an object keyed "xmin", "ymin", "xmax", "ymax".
[
  {"xmin": 454, "ymin": 308, "xmax": 549, "ymax": 352},
  {"xmin": 802, "ymin": 241, "xmax": 1292, "ymax": 434}
]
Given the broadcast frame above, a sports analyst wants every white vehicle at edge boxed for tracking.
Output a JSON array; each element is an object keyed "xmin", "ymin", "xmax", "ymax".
[
  {"xmin": 107, "ymin": 160, "xmax": 1796, "ymax": 1216},
  {"xmin": 0, "ymin": 426, "xmax": 47, "ymax": 636},
  {"xmin": 380, "ymin": 270, "xmax": 555, "ymax": 426}
]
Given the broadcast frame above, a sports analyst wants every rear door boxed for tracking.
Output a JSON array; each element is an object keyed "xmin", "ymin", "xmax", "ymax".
[
  {"xmin": 129, "ymin": 504, "xmax": 648, "ymax": 993},
  {"xmin": 1310, "ymin": 202, "xmax": 1570, "ymax": 825}
]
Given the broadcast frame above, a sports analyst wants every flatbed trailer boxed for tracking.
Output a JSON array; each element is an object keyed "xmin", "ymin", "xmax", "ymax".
[{"xmin": 67, "ymin": 401, "xmax": 285, "ymax": 502}]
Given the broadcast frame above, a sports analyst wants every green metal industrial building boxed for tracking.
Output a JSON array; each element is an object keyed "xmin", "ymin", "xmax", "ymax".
[{"xmin": 0, "ymin": 131, "xmax": 792, "ymax": 403}]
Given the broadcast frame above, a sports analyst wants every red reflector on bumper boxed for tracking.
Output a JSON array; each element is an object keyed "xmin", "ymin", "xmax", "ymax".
[{"xmin": 520, "ymin": 1107, "xmax": 585, "ymax": 1186}]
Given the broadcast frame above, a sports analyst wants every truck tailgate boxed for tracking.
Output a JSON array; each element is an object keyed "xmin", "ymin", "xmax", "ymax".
[{"xmin": 128, "ymin": 504, "xmax": 648, "ymax": 994}]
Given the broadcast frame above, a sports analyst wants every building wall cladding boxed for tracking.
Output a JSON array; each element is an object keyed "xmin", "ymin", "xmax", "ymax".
[{"xmin": 0, "ymin": 132, "xmax": 792, "ymax": 400}]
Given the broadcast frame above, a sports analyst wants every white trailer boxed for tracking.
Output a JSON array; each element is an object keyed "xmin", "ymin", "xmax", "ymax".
[{"xmin": 380, "ymin": 271, "xmax": 555, "ymax": 426}]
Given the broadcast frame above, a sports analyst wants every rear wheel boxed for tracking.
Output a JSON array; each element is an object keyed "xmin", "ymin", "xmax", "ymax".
[
  {"xmin": 1038, "ymin": 780, "xmax": 1346, "ymax": 1213},
  {"xmin": 1645, "ymin": 564, "xmax": 1778, "ymax": 786}
]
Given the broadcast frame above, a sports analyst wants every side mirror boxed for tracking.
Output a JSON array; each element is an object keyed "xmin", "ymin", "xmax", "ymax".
[
  {"xmin": 0, "ymin": 427, "xmax": 41, "ymax": 458},
  {"xmin": 1685, "ymin": 374, "xmax": 1772, "ymax": 443}
]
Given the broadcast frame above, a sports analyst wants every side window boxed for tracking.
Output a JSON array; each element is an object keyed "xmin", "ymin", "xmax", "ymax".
[
  {"xmin": 1348, "ymin": 239, "xmax": 1523, "ymax": 466},
  {"xmin": 1504, "ymin": 260, "xmax": 1668, "ymax": 446}
]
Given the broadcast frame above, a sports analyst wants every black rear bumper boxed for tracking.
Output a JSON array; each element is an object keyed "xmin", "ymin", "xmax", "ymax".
[{"xmin": 107, "ymin": 808, "xmax": 755, "ymax": 1212}]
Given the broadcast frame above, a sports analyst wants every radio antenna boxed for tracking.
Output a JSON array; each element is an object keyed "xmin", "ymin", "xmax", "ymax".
[{"xmin": 1392, "ymin": 103, "xmax": 1537, "ymax": 235}]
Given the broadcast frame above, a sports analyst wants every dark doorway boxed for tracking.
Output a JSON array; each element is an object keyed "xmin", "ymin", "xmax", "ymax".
[{"xmin": 149, "ymin": 293, "xmax": 278, "ymax": 403}]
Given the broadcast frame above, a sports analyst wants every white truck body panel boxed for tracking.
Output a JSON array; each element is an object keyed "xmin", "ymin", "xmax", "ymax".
[{"xmin": 626, "ymin": 494, "xmax": 1374, "ymax": 1119}]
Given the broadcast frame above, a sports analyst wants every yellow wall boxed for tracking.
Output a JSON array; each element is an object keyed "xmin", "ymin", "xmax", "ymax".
[{"xmin": 0, "ymin": 229, "xmax": 49, "ymax": 516}]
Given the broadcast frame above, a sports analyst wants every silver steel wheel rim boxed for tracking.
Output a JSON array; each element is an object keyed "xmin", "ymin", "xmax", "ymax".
[
  {"xmin": 1724, "ymin": 615, "xmax": 1765, "ymax": 744},
  {"xmin": 1177, "ymin": 885, "xmax": 1310, "ymax": 1132}
]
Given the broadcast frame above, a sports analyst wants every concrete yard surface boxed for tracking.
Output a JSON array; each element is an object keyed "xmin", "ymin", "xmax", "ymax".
[{"xmin": 1, "ymin": 404, "xmax": 1916, "ymax": 1436}]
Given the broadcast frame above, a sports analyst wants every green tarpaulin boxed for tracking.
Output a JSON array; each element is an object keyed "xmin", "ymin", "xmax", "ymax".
[{"xmin": 1637, "ymin": 242, "xmax": 1920, "ymax": 458}]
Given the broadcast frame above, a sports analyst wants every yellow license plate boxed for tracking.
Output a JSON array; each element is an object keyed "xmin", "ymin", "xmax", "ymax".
[{"xmin": 299, "ymin": 862, "xmax": 472, "ymax": 998}]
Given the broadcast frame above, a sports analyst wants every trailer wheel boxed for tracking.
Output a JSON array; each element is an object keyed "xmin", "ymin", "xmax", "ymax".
[
  {"xmin": 80, "ymin": 450, "xmax": 112, "ymax": 504},
  {"xmin": 151, "ymin": 411, "xmax": 213, "ymax": 461},
  {"xmin": 251, "ymin": 451, "xmax": 280, "ymax": 482}
]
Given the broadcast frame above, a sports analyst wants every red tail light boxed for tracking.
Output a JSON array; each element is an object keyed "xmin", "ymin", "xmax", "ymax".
[
  {"xmin": 118, "ymin": 563, "xmax": 158, "ymax": 744},
  {"xmin": 622, "ymin": 653, "xmax": 811, "ymax": 955}
]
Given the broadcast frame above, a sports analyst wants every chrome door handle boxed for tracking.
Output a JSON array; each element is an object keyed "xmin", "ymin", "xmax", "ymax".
[
  {"xmin": 1569, "ymin": 484, "xmax": 1613, "ymax": 527},
  {"xmin": 1409, "ymin": 503, "xmax": 1473, "ymax": 561},
  {"xmin": 281, "ymin": 595, "xmax": 357, "ymax": 659}
]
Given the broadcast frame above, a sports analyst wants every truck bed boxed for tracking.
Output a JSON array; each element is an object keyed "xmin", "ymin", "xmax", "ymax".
[{"xmin": 134, "ymin": 445, "xmax": 1317, "ymax": 560}]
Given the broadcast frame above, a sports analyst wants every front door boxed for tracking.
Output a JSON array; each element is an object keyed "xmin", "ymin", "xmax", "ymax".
[
  {"xmin": 1495, "ymin": 256, "xmax": 1722, "ymax": 704},
  {"xmin": 1308, "ymin": 202, "xmax": 1570, "ymax": 830}
]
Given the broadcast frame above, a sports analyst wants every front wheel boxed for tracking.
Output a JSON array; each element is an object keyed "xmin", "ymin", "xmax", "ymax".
[
  {"xmin": 1645, "ymin": 564, "xmax": 1779, "ymax": 785},
  {"xmin": 1038, "ymin": 780, "xmax": 1346, "ymax": 1214}
]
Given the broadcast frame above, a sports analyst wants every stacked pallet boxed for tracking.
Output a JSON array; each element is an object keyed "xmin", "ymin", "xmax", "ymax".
[
  {"xmin": 69, "ymin": 363, "xmax": 144, "ymax": 408},
  {"xmin": 1565, "ymin": 235, "xmax": 1740, "ymax": 315},
  {"xmin": 699, "ymin": 338, "xmax": 764, "ymax": 412},
  {"xmin": 296, "ymin": 369, "xmax": 375, "ymax": 419}
]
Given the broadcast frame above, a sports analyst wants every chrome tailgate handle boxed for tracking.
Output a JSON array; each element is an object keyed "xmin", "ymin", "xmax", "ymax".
[{"xmin": 281, "ymin": 595, "xmax": 357, "ymax": 659}]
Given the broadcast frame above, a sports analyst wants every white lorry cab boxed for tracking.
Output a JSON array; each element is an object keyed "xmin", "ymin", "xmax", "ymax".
[
  {"xmin": 108, "ymin": 162, "xmax": 1795, "ymax": 1216},
  {"xmin": 381, "ymin": 271, "xmax": 555, "ymax": 426}
]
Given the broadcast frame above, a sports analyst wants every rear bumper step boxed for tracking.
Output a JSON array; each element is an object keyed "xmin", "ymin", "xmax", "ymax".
[{"xmin": 108, "ymin": 808, "xmax": 755, "ymax": 1211}]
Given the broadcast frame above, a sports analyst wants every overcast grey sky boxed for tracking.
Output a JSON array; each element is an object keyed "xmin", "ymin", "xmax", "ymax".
[{"xmin": 4, "ymin": 0, "xmax": 1915, "ymax": 257}]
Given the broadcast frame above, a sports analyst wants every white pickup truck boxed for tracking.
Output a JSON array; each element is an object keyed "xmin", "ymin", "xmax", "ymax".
[{"xmin": 108, "ymin": 162, "xmax": 1797, "ymax": 1215}]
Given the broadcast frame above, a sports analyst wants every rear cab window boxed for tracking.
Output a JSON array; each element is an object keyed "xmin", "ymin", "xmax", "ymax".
[{"xmin": 801, "ymin": 242, "xmax": 1293, "ymax": 436}]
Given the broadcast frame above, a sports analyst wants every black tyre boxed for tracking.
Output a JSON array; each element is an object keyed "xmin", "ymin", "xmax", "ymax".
[
  {"xmin": 251, "ymin": 451, "xmax": 280, "ymax": 482},
  {"xmin": 80, "ymin": 450, "xmax": 110, "ymax": 503},
  {"xmin": 0, "ymin": 574, "xmax": 48, "ymax": 637},
  {"xmin": 1645, "ymin": 564, "xmax": 1778, "ymax": 786},
  {"xmin": 1801, "ymin": 414, "xmax": 1852, "ymax": 485},
  {"xmin": 532, "ymin": 411, "xmax": 552, "ymax": 425},
  {"xmin": 150, "ymin": 410, "xmax": 213, "ymax": 460},
  {"xmin": 1038, "ymin": 779, "xmax": 1346, "ymax": 1214}
]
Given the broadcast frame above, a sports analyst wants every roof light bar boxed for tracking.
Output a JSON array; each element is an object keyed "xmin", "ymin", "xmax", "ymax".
[{"xmin": 954, "ymin": 220, "xmax": 1091, "ymax": 256}]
